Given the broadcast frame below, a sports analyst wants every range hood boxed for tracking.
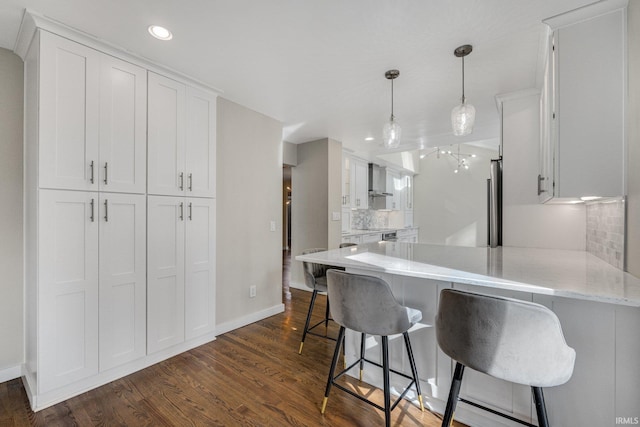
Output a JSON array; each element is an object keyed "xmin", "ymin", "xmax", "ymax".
[{"xmin": 368, "ymin": 163, "xmax": 393, "ymax": 198}]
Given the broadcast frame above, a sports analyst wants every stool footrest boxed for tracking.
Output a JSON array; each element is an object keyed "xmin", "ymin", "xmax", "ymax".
[{"xmin": 458, "ymin": 397, "xmax": 537, "ymax": 427}]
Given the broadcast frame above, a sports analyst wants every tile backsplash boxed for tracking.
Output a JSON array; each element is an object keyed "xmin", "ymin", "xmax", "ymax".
[
  {"xmin": 351, "ymin": 209, "xmax": 390, "ymax": 230},
  {"xmin": 586, "ymin": 197, "xmax": 625, "ymax": 269}
]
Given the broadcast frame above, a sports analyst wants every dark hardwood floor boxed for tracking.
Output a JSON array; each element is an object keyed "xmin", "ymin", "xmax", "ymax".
[{"xmin": 0, "ymin": 252, "xmax": 462, "ymax": 426}]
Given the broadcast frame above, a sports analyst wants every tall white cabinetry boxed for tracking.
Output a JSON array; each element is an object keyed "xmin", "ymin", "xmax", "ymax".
[
  {"xmin": 350, "ymin": 157, "xmax": 369, "ymax": 209},
  {"xmin": 21, "ymin": 18, "xmax": 217, "ymax": 410},
  {"xmin": 25, "ymin": 30, "xmax": 148, "ymax": 399},
  {"xmin": 540, "ymin": 1, "xmax": 627, "ymax": 200},
  {"xmin": 147, "ymin": 73, "xmax": 217, "ymax": 354}
]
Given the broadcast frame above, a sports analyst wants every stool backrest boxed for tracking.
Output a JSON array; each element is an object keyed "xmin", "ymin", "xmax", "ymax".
[
  {"xmin": 436, "ymin": 289, "xmax": 575, "ymax": 387},
  {"xmin": 326, "ymin": 270, "xmax": 412, "ymax": 336},
  {"xmin": 301, "ymin": 248, "xmax": 328, "ymax": 289}
]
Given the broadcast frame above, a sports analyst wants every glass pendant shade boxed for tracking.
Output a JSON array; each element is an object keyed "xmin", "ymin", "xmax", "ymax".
[
  {"xmin": 383, "ymin": 117, "xmax": 401, "ymax": 149},
  {"xmin": 451, "ymin": 99, "xmax": 476, "ymax": 136}
]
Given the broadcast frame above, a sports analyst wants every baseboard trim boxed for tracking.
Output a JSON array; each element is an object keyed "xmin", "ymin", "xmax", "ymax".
[
  {"xmin": 0, "ymin": 364, "xmax": 22, "ymax": 383},
  {"xmin": 215, "ymin": 303, "xmax": 285, "ymax": 336}
]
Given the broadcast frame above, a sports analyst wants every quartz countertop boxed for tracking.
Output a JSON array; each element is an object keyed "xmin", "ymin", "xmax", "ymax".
[
  {"xmin": 296, "ymin": 242, "xmax": 640, "ymax": 307},
  {"xmin": 342, "ymin": 226, "xmax": 419, "ymax": 237}
]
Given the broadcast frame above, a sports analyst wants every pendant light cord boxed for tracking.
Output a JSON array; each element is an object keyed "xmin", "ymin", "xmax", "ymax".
[
  {"xmin": 461, "ymin": 56, "xmax": 466, "ymax": 104},
  {"xmin": 390, "ymin": 78, "xmax": 395, "ymax": 121}
]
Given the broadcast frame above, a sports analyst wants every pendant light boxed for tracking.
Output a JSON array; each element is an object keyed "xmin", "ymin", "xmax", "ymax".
[
  {"xmin": 382, "ymin": 69, "xmax": 401, "ymax": 149},
  {"xmin": 451, "ymin": 45, "xmax": 476, "ymax": 136}
]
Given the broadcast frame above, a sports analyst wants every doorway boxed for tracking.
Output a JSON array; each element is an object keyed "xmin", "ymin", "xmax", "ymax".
[{"xmin": 282, "ymin": 165, "xmax": 292, "ymax": 300}]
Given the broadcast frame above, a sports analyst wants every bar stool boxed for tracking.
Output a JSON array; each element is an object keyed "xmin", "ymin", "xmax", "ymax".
[
  {"xmin": 435, "ymin": 289, "xmax": 576, "ymax": 427},
  {"xmin": 299, "ymin": 248, "xmax": 334, "ymax": 354},
  {"xmin": 322, "ymin": 270, "xmax": 425, "ymax": 427}
]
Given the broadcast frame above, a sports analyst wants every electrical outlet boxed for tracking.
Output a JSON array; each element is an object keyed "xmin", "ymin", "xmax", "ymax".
[
  {"xmin": 332, "ymin": 211, "xmax": 341, "ymax": 221},
  {"xmin": 270, "ymin": 220, "xmax": 276, "ymax": 232},
  {"xmin": 249, "ymin": 285, "xmax": 257, "ymax": 298}
]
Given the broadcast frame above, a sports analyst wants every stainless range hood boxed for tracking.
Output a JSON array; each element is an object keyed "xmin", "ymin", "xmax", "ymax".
[{"xmin": 368, "ymin": 163, "xmax": 392, "ymax": 210}]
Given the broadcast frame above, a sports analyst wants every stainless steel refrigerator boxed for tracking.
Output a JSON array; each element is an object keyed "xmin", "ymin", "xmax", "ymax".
[{"xmin": 487, "ymin": 158, "xmax": 502, "ymax": 248}]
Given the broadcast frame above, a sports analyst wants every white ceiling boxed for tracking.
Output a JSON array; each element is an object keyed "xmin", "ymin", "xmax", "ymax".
[{"xmin": 0, "ymin": 0, "xmax": 594, "ymax": 157}]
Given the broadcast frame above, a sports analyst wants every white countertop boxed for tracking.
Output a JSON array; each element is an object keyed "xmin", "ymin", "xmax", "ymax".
[
  {"xmin": 342, "ymin": 226, "xmax": 419, "ymax": 237},
  {"xmin": 296, "ymin": 242, "xmax": 640, "ymax": 307}
]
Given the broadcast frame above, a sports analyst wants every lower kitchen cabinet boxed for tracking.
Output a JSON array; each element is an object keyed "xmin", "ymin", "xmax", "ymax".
[
  {"xmin": 37, "ymin": 190, "xmax": 147, "ymax": 392},
  {"xmin": 147, "ymin": 195, "xmax": 216, "ymax": 354},
  {"xmin": 98, "ymin": 193, "xmax": 147, "ymax": 371}
]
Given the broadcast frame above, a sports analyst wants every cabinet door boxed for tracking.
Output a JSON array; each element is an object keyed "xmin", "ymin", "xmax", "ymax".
[
  {"xmin": 555, "ymin": 10, "xmax": 624, "ymax": 197},
  {"xmin": 185, "ymin": 198, "xmax": 216, "ymax": 340},
  {"xmin": 38, "ymin": 189, "xmax": 99, "ymax": 392},
  {"xmin": 39, "ymin": 31, "xmax": 100, "ymax": 191},
  {"xmin": 353, "ymin": 160, "xmax": 369, "ymax": 209},
  {"xmin": 99, "ymin": 57, "xmax": 147, "ymax": 194},
  {"xmin": 147, "ymin": 195, "xmax": 185, "ymax": 353},
  {"xmin": 148, "ymin": 73, "xmax": 186, "ymax": 196},
  {"xmin": 342, "ymin": 155, "xmax": 351, "ymax": 207},
  {"xmin": 404, "ymin": 175, "xmax": 413, "ymax": 211},
  {"xmin": 99, "ymin": 193, "xmax": 146, "ymax": 371},
  {"xmin": 186, "ymin": 87, "xmax": 217, "ymax": 198},
  {"xmin": 386, "ymin": 170, "xmax": 401, "ymax": 210}
]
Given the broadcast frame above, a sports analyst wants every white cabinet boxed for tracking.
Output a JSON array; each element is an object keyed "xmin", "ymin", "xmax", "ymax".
[
  {"xmin": 148, "ymin": 73, "xmax": 217, "ymax": 198},
  {"xmin": 147, "ymin": 196, "xmax": 216, "ymax": 353},
  {"xmin": 350, "ymin": 158, "xmax": 369, "ymax": 209},
  {"xmin": 342, "ymin": 234, "xmax": 361, "ymax": 245},
  {"xmin": 38, "ymin": 190, "xmax": 99, "ymax": 392},
  {"xmin": 341, "ymin": 207, "xmax": 351, "ymax": 233},
  {"xmin": 38, "ymin": 190, "xmax": 147, "ymax": 391},
  {"xmin": 397, "ymin": 228, "xmax": 418, "ymax": 243},
  {"xmin": 98, "ymin": 193, "xmax": 147, "ymax": 371},
  {"xmin": 541, "ymin": 3, "xmax": 626, "ymax": 199},
  {"xmin": 385, "ymin": 169, "xmax": 401, "ymax": 210},
  {"xmin": 341, "ymin": 154, "xmax": 351, "ymax": 207},
  {"xmin": 403, "ymin": 174, "xmax": 413, "ymax": 211},
  {"xmin": 39, "ymin": 31, "xmax": 146, "ymax": 193},
  {"xmin": 361, "ymin": 232, "xmax": 382, "ymax": 244}
]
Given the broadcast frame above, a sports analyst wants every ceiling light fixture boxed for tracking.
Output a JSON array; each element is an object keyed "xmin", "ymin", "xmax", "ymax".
[
  {"xmin": 451, "ymin": 45, "xmax": 475, "ymax": 136},
  {"xmin": 148, "ymin": 25, "xmax": 173, "ymax": 41},
  {"xmin": 382, "ymin": 69, "xmax": 401, "ymax": 149},
  {"xmin": 420, "ymin": 144, "xmax": 476, "ymax": 173},
  {"xmin": 365, "ymin": 137, "xmax": 375, "ymax": 141}
]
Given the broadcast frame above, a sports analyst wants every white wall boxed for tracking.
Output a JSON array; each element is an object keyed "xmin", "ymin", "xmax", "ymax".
[
  {"xmin": 414, "ymin": 145, "xmax": 495, "ymax": 247},
  {"xmin": 216, "ymin": 98, "xmax": 284, "ymax": 331},
  {"xmin": 0, "ymin": 48, "xmax": 23, "ymax": 378},
  {"xmin": 627, "ymin": 1, "xmax": 640, "ymax": 277},
  {"xmin": 501, "ymin": 92, "xmax": 586, "ymax": 250}
]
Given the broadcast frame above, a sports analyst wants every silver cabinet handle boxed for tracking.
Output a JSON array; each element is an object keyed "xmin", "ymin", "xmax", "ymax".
[
  {"xmin": 188, "ymin": 173, "xmax": 193, "ymax": 191},
  {"xmin": 90, "ymin": 198, "xmax": 95, "ymax": 222},
  {"xmin": 188, "ymin": 202, "xmax": 192, "ymax": 220},
  {"xmin": 537, "ymin": 174, "xmax": 547, "ymax": 196},
  {"xmin": 104, "ymin": 199, "xmax": 108, "ymax": 222},
  {"xmin": 104, "ymin": 162, "xmax": 108, "ymax": 185},
  {"xmin": 179, "ymin": 202, "xmax": 184, "ymax": 221},
  {"xmin": 179, "ymin": 172, "xmax": 184, "ymax": 191},
  {"xmin": 90, "ymin": 161, "xmax": 95, "ymax": 184}
]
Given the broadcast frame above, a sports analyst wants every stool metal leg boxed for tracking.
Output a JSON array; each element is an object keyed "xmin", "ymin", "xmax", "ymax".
[
  {"xmin": 325, "ymin": 298, "xmax": 331, "ymax": 331},
  {"xmin": 299, "ymin": 289, "xmax": 319, "ymax": 354},
  {"xmin": 359, "ymin": 332, "xmax": 366, "ymax": 380},
  {"xmin": 403, "ymin": 332, "xmax": 424, "ymax": 411},
  {"xmin": 321, "ymin": 326, "xmax": 346, "ymax": 414},
  {"xmin": 532, "ymin": 387, "xmax": 550, "ymax": 427},
  {"xmin": 442, "ymin": 362, "xmax": 465, "ymax": 427},
  {"xmin": 381, "ymin": 336, "xmax": 391, "ymax": 427}
]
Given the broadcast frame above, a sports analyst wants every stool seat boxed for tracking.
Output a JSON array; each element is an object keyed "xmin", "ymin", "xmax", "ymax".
[{"xmin": 436, "ymin": 288, "xmax": 576, "ymax": 427}]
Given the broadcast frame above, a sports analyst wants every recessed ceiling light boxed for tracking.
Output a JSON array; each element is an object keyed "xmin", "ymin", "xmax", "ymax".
[
  {"xmin": 365, "ymin": 137, "xmax": 374, "ymax": 141},
  {"xmin": 148, "ymin": 25, "xmax": 173, "ymax": 41}
]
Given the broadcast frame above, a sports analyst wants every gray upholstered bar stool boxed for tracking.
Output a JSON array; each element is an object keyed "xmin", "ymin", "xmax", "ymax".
[
  {"xmin": 322, "ymin": 270, "xmax": 424, "ymax": 427},
  {"xmin": 436, "ymin": 289, "xmax": 576, "ymax": 427},
  {"xmin": 299, "ymin": 248, "xmax": 334, "ymax": 354}
]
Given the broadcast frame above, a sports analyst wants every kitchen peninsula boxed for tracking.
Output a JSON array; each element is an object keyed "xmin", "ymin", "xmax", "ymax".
[{"xmin": 297, "ymin": 242, "xmax": 640, "ymax": 427}]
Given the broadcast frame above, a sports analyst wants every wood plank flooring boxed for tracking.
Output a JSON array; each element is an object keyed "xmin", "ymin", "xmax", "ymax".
[{"xmin": 0, "ymin": 254, "xmax": 464, "ymax": 426}]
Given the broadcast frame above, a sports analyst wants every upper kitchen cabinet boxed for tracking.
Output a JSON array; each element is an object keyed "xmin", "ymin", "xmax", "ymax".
[
  {"xmin": 341, "ymin": 153, "xmax": 351, "ymax": 207},
  {"xmin": 39, "ymin": 31, "xmax": 147, "ymax": 193},
  {"xmin": 148, "ymin": 72, "xmax": 217, "ymax": 198},
  {"xmin": 541, "ymin": 0, "xmax": 627, "ymax": 200},
  {"xmin": 350, "ymin": 156, "xmax": 369, "ymax": 209}
]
